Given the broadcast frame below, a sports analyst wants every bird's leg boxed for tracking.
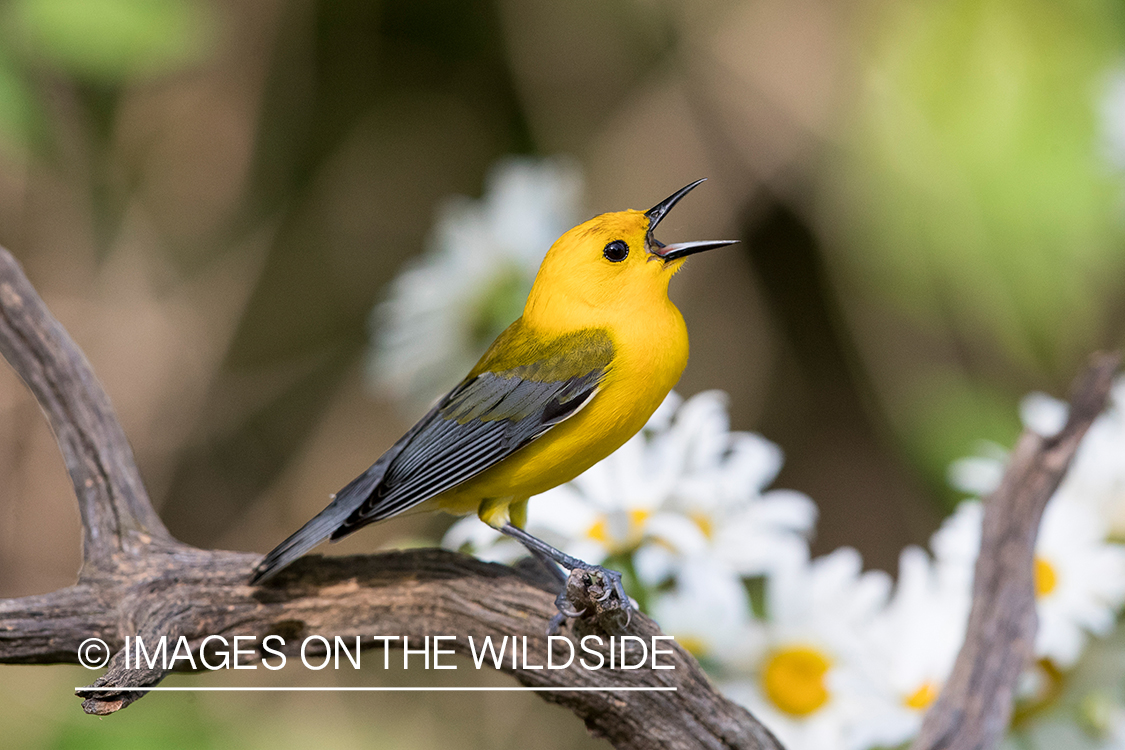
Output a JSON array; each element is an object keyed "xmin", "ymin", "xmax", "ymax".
[
  {"xmin": 499, "ymin": 523, "xmax": 632, "ymax": 632},
  {"xmin": 503, "ymin": 498, "xmax": 566, "ymax": 587},
  {"xmin": 527, "ymin": 547, "xmax": 568, "ymax": 588}
]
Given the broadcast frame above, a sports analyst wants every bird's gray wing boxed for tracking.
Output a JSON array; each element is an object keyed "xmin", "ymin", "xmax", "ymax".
[
  {"xmin": 250, "ymin": 327, "xmax": 612, "ymax": 583},
  {"xmin": 331, "ymin": 367, "xmax": 604, "ymax": 535}
]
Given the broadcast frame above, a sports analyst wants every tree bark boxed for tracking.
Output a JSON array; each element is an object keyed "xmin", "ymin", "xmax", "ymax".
[
  {"xmin": 910, "ymin": 352, "xmax": 1120, "ymax": 750},
  {"xmin": 0, "ymin": 245, "xmax": 783, "ymax": 750},
  {"xmin": 0, "ymin": 243, "xmax": 1116, "ymax": 750}
]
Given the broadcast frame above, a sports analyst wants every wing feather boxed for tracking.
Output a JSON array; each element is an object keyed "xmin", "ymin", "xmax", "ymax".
[
  {"xmin": 333, "ymin": 367, "xmax": 604, "ymax": 534},
  {"xmin": 250, "ymin": 322, "xmax": 613, "ymax": 584}
]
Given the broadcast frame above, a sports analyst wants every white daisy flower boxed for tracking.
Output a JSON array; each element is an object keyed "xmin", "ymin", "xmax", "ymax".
[
  {"xmin": 947, "ymin": 442, "xmax": 1009, "ymax": 497},
  {"xmin": 1053, "ymin": 379, "xmax": 1125, "ymax": 537},
  {"xmin": 950, "ymin": 378, "xmax": 1125, "ymax": 536},
  {"xmin": 367, "ymin": 156, "xmax": 584, "ymax": 410},
  {"xmin": 929, "ymin": 499, "xmax": 985, "ymax": 595},
  {"xmin": 1021, "ymin": 391, "xmax": 1070, "ymax": 439},
  {"xmin": 946, "ymin": 389, "xmax": 1073, "ymax": 499},
  {"xmin": 944, "ymin": 376, "xmax": 1125, "ymax": 670},
  {"xmin": 928, "ymin": 497, "xmax": 1125, "ymax": 669},
  {"xmin": 648, "ymin": 555, "xmax": 761, "ymax": 667},
  {"xmin": 1034, "ymin": 499, "xmax": 1125, "ymax": 667},
  {"xmin": 635, "ymin": 391, "xmax": 817, "ymax": 583},
  {"xmin": 854, "ymin": 545, "xmax": 971, "ymax": 749},
  {"xmin": 442, "ymin": 391, "xmax": 816, "ymax": 586},
  {"xmin": 722, "ymin": 548, "xmax": 895, "ymax": 750}
]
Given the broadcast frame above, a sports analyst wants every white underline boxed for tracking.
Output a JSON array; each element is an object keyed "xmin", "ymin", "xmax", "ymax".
[{"xmin": 75, "ymin": 686, "xmax": 676, "ymax": 692}]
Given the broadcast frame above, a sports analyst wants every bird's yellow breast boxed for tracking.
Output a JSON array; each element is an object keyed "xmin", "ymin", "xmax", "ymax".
[{"xmin": 432, "ymin": 299, "xmax": 688, "ymax": 521}]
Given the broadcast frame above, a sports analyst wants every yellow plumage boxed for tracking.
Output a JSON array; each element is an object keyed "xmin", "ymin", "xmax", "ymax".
[
  {"xmin": 435, "ymin": 210, "xmax": 689, "ymax": 526},
  {"xmin": 251, "ymin": 179, "xmax": 734, "ymax": 622}
]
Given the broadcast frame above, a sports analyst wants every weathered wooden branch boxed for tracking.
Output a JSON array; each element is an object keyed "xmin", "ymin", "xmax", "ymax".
[
  {"xmin": 0, "ymin": 241, "xmax": 1118, "ymax": 750},
  {"xmin": 0, "ymin": 259, "xmax": 173, "ymax": 562},
  {"xmin": 911, "ymin": 352, "xmax": 1120, "ymax": 750},
  {"xmin": 0, "ymin": 245, "xmax": 783, "ymax": 750}
]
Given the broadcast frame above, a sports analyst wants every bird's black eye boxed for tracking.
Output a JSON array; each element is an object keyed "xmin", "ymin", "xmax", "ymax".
[{"xmin": 603, "ymin": 240, "xmax": 629, "ymax": 262}]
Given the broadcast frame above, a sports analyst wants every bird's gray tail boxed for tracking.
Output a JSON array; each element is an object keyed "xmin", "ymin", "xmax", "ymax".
[
  {"xmin": 249, "ymin": 400, "xmax": 442, "ymax": 585},
  {"xmin": 248, "ymin": 469, "xmax": 382, "ymax": 584}
]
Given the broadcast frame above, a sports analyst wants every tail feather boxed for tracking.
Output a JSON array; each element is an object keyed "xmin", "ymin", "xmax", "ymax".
[
  {"xmin": 248, "ymin": 468, "xmax": 383, "ymax": 584},
  {"xmin": 249, "ymin": 400, "xmax": 443, "ymax": 585}
]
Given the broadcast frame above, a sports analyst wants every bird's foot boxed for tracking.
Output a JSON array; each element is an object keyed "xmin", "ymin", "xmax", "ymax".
[
  {"xmin": 494, "ymin": 523, "xmax": 635, "ymax": 635},
  {"xmin": 547, "ymin": 563, "xmax": 634, "ymax": 635}
]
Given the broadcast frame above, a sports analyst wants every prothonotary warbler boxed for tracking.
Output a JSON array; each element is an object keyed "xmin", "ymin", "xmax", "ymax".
[{"xmin": 250, "ymin": 179, "xmax": 737, "ymax": 626}]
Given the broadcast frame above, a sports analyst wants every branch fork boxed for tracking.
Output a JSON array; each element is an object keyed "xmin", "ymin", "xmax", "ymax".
[
  {"xmin": 0, "ymin": 247, "xmax": 784, "ymax": 750},
  {"xmin": 0, "ymin": 243, "xmax": 1117, "ymax": 750}
]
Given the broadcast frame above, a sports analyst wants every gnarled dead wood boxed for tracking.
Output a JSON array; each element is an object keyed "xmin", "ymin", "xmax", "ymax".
[
  {"xmin": 0, "ymin": 241, "xmax": 1117, "ymax": 750},
  {"xmin": 910, "ymin": 352, "xmax": 1120, "ymax": 750},
  {"xmin": 0, "ymin": 245, "xmax": 783, "ymax": 750}
]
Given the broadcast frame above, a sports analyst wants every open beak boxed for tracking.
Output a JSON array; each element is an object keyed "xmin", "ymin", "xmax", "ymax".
[{"xmin": 645, "ymin": 178, "xmax": 738, "ymax": 261}]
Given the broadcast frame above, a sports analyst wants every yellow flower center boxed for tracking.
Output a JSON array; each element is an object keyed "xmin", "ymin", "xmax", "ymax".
[
  {"xmin": 1034, "ymin": 556, "xmax": 1058, "ymax": 598},
  {"xmin": 676, "ymin": 636, "xmax": 708, "ymax": 658},
  {"xmin": 904, "ymin": 681, "xmax": 938, "ymax": 710},
  {"xmin": 761, "ymin": 646, "xmax": 831, "ymax": 716},
  {"xmin": 689, "ymin": 511, "xmax": 714, "ymax": 539},
  {"xmin": 586, "ymin": 509, "xmax": 651, "ymax": 552}
]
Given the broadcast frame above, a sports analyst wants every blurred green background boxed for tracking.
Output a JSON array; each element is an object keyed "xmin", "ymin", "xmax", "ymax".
[{"xmin": 1, "ymin": 0, "xmax": 1123, "ymax": 746}]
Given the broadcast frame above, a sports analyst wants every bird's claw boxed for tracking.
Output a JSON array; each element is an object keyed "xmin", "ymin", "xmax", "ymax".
[
  {"xmin": 547, "ymin": 612, "xmax": 568, "ymax": 636},
  {"xmin": 546, "ymin": 597, "xmax": 596, "ymax": 634},
  {"xmin": 546, "ymin": 563, "xmax": 634, "ymax": 635},
  {"xmin": 590, "ymin": 565, "xmax": 629, "ymax": 609},
  {"xmin": 547, "ymin": 591, "xmax": 586, "ymax": 635}
]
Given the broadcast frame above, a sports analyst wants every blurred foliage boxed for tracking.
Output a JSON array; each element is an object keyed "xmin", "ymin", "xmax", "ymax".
[
  {"xmin": 4, "ymin": 664, "xmax": 607, "ymax": 750},
  {"xmin": 4, "ymin": 0, "xmax": 215, "ymax": 82},
  {"xmin": 0, "ymin": 51, "xmax": 39, "ymax": 150},
  {"xmin": 999, "ymin": 615, "xmax": 1125, "ymax": 748},
  {"xmin": 823, "ymin": 0, "xmax": 1125, "ymax": 499},
  {"xmin": 160, "ymin": 0, "xmax": 536, "ymax": 544},
  {"xmin": 0, "ymin": 0, "xmax": 214, "ymax": 154},
  {"xmin": 51, "ymin": 696, "xmax": 218, "ymax": 750}
]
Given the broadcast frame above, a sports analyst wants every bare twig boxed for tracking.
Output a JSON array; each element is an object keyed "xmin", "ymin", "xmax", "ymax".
[
  {"xmin": 0, "ymin": 253, "xmax": 172, "ymax": 562},
  {"xmin": 911, "ymin": 352, "xmax": 1121, "ymax": 750},
  {"xmin": 0, "ymin": 245, "xmax": 783, "ymax": 750}
]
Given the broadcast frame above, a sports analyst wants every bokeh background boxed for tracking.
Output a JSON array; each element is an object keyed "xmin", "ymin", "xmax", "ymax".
[{"xmin": 1, "ymin": 0, "xmax": 1124, "ymax": 747}]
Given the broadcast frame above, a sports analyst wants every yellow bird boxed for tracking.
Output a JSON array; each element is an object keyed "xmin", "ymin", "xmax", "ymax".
[{"xmin": 251, "ymin": 179, "xmax": 736, "ymax": 624}]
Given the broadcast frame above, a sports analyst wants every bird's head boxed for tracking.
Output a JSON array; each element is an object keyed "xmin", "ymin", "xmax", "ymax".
[{"xmin": 524, "ymin": 179, "xmax": 737, "ymax": 325}]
